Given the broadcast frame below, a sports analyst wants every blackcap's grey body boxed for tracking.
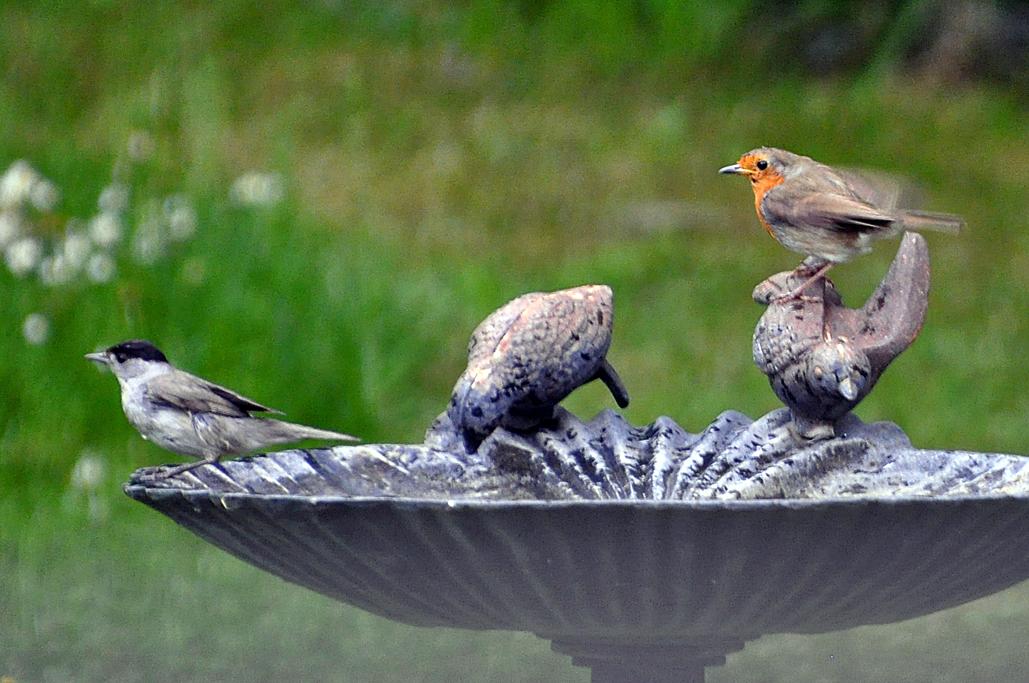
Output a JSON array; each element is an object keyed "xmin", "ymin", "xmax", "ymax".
[{"xmin": 87, "ymin": 340, "xmax": 359, "ymax": 478}]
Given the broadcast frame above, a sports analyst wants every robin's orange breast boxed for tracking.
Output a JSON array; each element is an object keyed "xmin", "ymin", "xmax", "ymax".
[{"xmin": 751, "ymin": 172, "xmax": 786, "ymax": 240}]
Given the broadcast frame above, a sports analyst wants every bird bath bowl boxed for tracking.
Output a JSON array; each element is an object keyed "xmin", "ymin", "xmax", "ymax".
[{"xmin": 124, "ymin": 409, "xmax": 1029, "ymax": 682}]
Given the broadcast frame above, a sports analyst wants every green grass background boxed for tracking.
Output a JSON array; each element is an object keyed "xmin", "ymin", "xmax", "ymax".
[{"xmin": 1, "ymin": 2, "xmax": 1027, "ymax": 681}]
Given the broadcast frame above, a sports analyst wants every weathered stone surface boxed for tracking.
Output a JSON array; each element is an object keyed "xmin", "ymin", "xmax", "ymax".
[
  {"xmin": 446, "ymin": 284, "xmax": 628, "ymax": 450},
  {"xmin": 129, "ymin": 407, "xmax": 1029, "ymax": 500},
  {"xmin": 753, "ymin": 233, "xmax": 931, "ymax": 438}
]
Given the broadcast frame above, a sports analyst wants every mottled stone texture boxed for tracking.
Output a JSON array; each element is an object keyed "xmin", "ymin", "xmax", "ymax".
[
  {"xmin": 129, "ymin": 407, "xmax": 1029, "ymax": 500},
  {"xmin": 753, "ymin": 232, "xmax": 931, "ymax": 439},
  {"xmin": 446, "ymin": 284, "xmax": 628, "ymax": 449}
]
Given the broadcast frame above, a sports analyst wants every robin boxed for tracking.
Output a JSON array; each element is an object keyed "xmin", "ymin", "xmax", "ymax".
[{"xmin": 719, "ymin": 147, "xmax": 963, "ymax": 298}]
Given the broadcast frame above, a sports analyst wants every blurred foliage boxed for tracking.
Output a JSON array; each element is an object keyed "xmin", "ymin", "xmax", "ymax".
[
  {"xmin": 1, "ymin": 1, "xmax": 1027, "ymax": 681},
  {"xmin": 453, "ymin": 0, "xmax": 1029, "ymax": 86}
]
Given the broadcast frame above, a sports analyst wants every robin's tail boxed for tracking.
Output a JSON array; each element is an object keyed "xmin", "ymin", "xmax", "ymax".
[{"xmin": 899, "ymin": 210, "xmax": 964, "ymax": 235}]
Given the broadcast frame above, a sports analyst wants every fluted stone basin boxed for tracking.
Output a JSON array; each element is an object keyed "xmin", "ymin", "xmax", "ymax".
[{"xmin": 125, "ymin": 409, "xmax": 1029, "ymax": 682}]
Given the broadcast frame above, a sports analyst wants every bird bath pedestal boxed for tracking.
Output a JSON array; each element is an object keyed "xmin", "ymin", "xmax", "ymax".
[{"xmin": 124, "ymin": 238, "xmax": 1029, "ymax": 681}]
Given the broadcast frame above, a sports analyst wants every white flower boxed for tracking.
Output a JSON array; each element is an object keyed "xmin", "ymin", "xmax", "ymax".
[
  {"xmin": 86, "ymin": 252, "xmax": 116, "ymax": 283},
  {"xmin": 164, "ymin": 194, "xmax": 197, "ymax": 240},
  {"xmin": 229, "ymin": 171, "xmax": 284, "ymax": 207},
  {"xmin": 29, "ymin": 178, "xmax": 60, "ymax": 212},
  {"xmin": 22, "ymin": 312, "xmax": 50, "ymax": 345},
  {"xmin": 62, "ymin": 230, "xmax": 92, "ymax": 269},
  {"xmin": 39, "ymin": 254, "xmax": 77, "ymax": 286},
  {"xmin": 0, "ymin": 160, "xmax": 40, "ymax": 208},
  {"xmin": 70, "ymin": 450, "xmax": 110, "ymax": 523},
  {"xmin": 71, "ymin": 451, "xmax": 107, "ymax": 490},
  {"xmin": 0, "ymin": 210, "xmax": 22, "ymax": 248},
  {"xmin": 98, "ymin": 183, "xmax": 130, "ymax": 214},
  {"xmin": 89, "ymin": 212, "xmax": 123, "ymax": 248},
  {"xmin": 5, "ymin": 236, "xmax": 43, "ymax": 276},
  {"xmin": 132, "ymin": 212, "xmax": 165, "ymax": 265},
  {"xmin": 38, "ymin": 256, "xmax": 58, "ymax": 286}
]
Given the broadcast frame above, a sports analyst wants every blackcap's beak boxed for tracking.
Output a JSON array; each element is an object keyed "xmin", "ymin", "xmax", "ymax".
[
  {"xmin": 719, "ymin": 163, "xmax": 748, "ymax": 175},
  {"xmin": 85, "ymin": 351, "xmax": 110, "ymax": 366}
]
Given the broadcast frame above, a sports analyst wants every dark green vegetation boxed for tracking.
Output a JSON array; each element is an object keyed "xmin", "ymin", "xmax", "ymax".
[{"xmin": 2, "ymin": 2, "xmax": 1026, "ymax": 681}]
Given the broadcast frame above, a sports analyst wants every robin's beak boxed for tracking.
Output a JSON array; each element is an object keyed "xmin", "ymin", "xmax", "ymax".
[
  {"xmin": 85, "ymin": 351, "xmax": 110, "ymax": 366},
  {"xmin": 719, "ymin": 163, "xmax": 751, "ymax": 176}
]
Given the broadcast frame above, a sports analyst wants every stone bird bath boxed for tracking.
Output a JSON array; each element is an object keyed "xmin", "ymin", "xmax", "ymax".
[{"xmin": 125, "ymin": 241, "xmax": 1029, "ymax": 682}]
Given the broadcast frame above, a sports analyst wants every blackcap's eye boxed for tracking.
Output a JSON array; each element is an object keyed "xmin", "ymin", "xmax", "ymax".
[{"xmin": 756, "ymin": 159, "xmax": 768, "ymax": 171}]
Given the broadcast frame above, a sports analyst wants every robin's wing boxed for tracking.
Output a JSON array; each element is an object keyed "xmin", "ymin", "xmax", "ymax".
[
  {"xmin": 146, "ymin": 370, "xmax": 282, "ymax": 417},
  {"xmin": 766, "ymin": 190, "xmax": 896, "ymax": 234},
  {"xmin": 832, "ymin": 168, "xmax": 921, "ymax": 212}
]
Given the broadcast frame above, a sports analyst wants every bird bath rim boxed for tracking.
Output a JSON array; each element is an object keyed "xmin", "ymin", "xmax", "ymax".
[{"xmin": 123, "ymin": 484, "xmax": 1029, "ymax": 509}]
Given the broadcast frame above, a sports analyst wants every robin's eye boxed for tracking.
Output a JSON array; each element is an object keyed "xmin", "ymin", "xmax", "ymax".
[{"xmin": 756, "ymin": 159, "xmax": 769, "ymax": 171}]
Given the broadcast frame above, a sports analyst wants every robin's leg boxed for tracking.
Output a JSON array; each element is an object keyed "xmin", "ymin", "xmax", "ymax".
[{"xmin": 774, "ymin": 262, "xmax": 835, "ymax": 303}]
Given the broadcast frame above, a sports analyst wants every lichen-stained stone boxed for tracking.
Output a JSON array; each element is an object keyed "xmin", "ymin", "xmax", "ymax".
[
  {"xmin": 446, "ymin": 284, "xmax": 629, "ymax": 448},
  {"xmin": 753, "ymin": 232, "xmax": 930, "ymax": 439}
]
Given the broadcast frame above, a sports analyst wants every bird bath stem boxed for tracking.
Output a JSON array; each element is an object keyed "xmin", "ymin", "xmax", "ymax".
[{"xmin": 550, "ymin": 637, "xmax": 744, "ymax": 682}]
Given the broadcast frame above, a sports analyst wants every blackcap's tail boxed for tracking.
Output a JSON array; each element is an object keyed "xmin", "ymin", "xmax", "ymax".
[
  {"xmin": 265, "ymin": 420, "xmax": 360, "ymax": 444},
  {"xmin": 254, "ymin": 420, "xmax": 411, "ymax": 473}
]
